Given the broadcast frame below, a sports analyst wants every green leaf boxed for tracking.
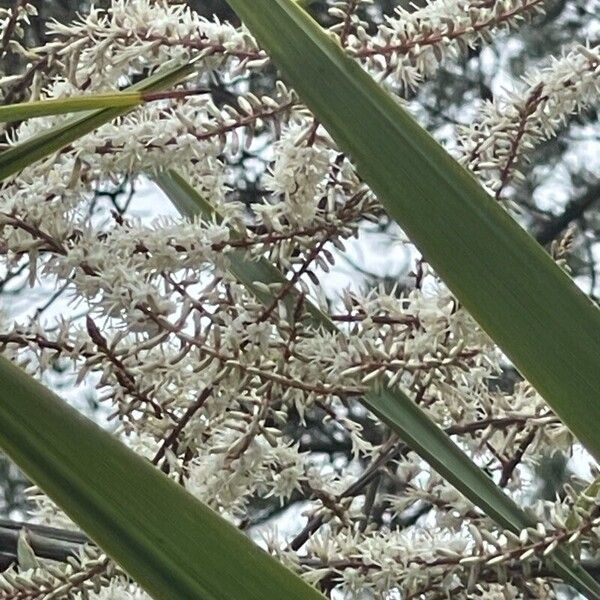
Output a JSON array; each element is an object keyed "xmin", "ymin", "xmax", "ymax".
[
  {"xmin": 0, "ymin": 59, "xmax": 200, "ymax": 182},
  {"xmin": 0, "ymin": 356, "xmax": 326, "ymax": 599},
  {"xmin": 156, "ymin": 170, "xmax": 600, "ymax": 599},
  {"xmin": 0, "ymin": 93, "xmax": 144, "ymax": 123},
  {"xmin": 222, "ymin": 0, "xmax": 600, "ymax": 467}
]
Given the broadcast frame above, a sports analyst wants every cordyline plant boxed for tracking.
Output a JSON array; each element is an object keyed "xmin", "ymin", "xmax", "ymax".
[{"xmin": 0, "ymin": 0, "xmax": 599, "ymax": 598}]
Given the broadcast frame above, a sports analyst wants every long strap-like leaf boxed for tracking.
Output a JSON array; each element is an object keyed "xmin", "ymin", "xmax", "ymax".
[
  {"xmin": 223, "ymin": 0, "xmax": 600, "ymax": 467},
  {"xmin": 157, "ymin": 170, "xmax": 600, "ymax": 598},
  {"xmin": 0, "ymin": 89, "xmax": 210, "ymax": 124},
  {"xmin": 0, "ymin": 93, "xmax": 143, "ymax": 123},
  {"xmin": 0, "ymin": 59, "xmax": 200, "ymax": 182},
  {"xmin": 0, "ymin": 356, "xmax": 326, "ymax": 599}
]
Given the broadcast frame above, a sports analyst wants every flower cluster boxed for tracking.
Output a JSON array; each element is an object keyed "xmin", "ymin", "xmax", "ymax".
[
  {"xmin": 350, "ymin": 0, "xmax": 545, "ymax": 91},
  {"xmin": 0, "ymin": 0, "xmax": 599, "ymax": 598},
  {"xmin": 458, "ymin": 43, "xmax": 600, "ymax": 199}
]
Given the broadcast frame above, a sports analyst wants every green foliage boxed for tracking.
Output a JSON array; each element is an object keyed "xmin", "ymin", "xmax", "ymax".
[{"xmin": 0, "ymin": 1, "xmax": 599, "ymax": 598}]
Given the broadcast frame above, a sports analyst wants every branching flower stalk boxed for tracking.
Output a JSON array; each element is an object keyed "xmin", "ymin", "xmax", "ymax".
[
  {"xmin": 0, "ymin": 0, "xmax": 599, "ymax": 598},
  {"xmin": 458, "ymin": 43, "xmax": 600, "ymax": 199}
]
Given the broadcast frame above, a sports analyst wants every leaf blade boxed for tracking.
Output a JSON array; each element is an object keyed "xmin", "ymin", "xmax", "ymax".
[
  {"xmin": 0, "ymin": 59, "xmax": 198, "ymax": 182},
  {"xmin": 0, "ymin": 93, "xmax": 143, "ymax": 123},
  {"xmin": 0, "ymin": 355, "xmax": 326, "ymax": 600}
]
